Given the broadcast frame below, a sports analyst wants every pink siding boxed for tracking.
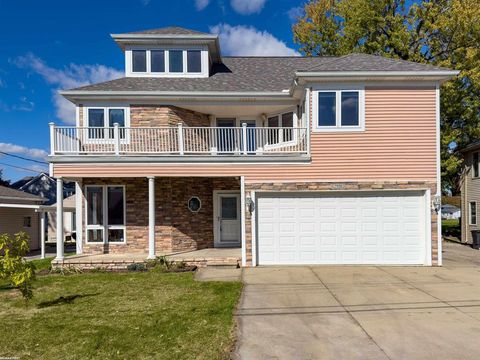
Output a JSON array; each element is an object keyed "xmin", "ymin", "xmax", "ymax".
[{"xmin": 53, "ymin": 87, "xmax": 437, "ymax": 182}]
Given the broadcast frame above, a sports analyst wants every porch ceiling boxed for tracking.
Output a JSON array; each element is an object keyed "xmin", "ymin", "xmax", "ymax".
[{"xmin": 177, "ymin": 103, "xmax": 297, "ymax": 117}]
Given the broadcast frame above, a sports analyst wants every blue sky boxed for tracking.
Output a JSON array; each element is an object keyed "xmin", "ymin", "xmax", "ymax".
[{"xmin": 0, "ymin": 0, "xmax": 304, "ymax": 181}]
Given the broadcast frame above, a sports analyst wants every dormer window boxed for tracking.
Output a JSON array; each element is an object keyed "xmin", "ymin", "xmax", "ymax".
[{"xmin": 126, "ymin": 47, "xmax": 208, "ymax": 77}]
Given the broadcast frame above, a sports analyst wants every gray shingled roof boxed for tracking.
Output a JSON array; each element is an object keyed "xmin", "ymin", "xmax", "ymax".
[
  {"xmin": 65, "ymin": 54, "xmax": 455, "ymax": 94},
  {"xmin": 126, "ymin": 27, "xmax": 209, "ymax": 35},
  {"xmin": 68, "ymin": 57, "xmax": 337, "ymax": 93},
  {"xmin": 300, "ymin": 53, "xmax": 451, "ymax": 72},
  {"xmin": 0, "ymin": 185, "xmax": 46, "ymax": 202}
]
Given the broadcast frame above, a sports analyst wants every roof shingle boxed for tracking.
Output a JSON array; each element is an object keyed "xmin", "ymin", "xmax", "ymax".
[
  {"xmin": 0, "ymin": 185, "xmax": 46, "ymax": 202},
  {"xmin": 125, "ymin": 27, "xmax": 210, "ymax": 36}
]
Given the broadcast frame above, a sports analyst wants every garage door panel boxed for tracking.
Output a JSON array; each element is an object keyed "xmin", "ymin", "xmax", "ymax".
[{"xmin": 257, "ymin": 192, "xmax": 427, "ymax": 265}]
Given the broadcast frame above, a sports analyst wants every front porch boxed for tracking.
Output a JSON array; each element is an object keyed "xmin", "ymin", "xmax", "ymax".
[
  {"xmin": 52, "ymin": 248, "xmax": 242, "ymax": 270},
  {"xmin": 52, "ymin": 176, "xmax": 246, "ymax": 269}
]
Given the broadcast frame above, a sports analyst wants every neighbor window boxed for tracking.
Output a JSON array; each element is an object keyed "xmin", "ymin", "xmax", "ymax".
[
  {"xmin": 187, "ymin": 50, "xmax": 201, "ymax": 73},
  {"xmin": 316, "ymin": 89, "xmax": 363, "ymax": 130},
  {"xmin": 169, "ymin": 50, "xmax": 183, "ymax": 72},
  {"xmin": 86, "ymin": 107, "xmax": 128, "ymax": 139},
  {"xmin": 470, "ymin": 202, "xmax": 477, "ymax": 225},
  {"xmin": 86, "ymin": 185, "xmax": 126, "ymax": 243},
  {"xmin": 23, "ymin": 216, "xmax": 31, "ymax": 228},
  {"xmin": 151, "ymin": 50, "xmax": 165, "ymax": 72},
  {"xmin": 474, "ymin": 152, "xmax": 479, "ymax": 178},
  {"xmin": 132, "ymin": 50, "xmax": 147, "ymax": 72}
]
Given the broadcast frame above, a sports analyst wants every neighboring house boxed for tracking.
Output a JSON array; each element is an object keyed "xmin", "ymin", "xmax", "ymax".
[
  {"xmin": 459, "ymin": 142, "xmax": 480, "ymax": 243},
  {"xmin": 48, "ymin": 195, "xmax": 76, "ymax": 243},
  {"xmin": 48, "ymin": 26, "xmax": 458, "ymax": 266},
  {"xmin": 0, "ymin": 185, "xmax": 46, "ymax": 250},
  {"xmin": 12, "ymin": 172, "xmax": 75, "ymax": 242},
  {"xmin": 441, "ymin": 204, "xmax": 461, "ymax": 220}
]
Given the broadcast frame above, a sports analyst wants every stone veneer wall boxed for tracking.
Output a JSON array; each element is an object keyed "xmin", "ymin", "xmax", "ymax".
[
  {"xmin": 81, "ymin": 177, "xmax": 239, "ymax": 255},
  {"xmin": 78, "ymin": 105, "xmax": 210, "ymax": 127},
  {"xmin": 243, "ymin": 181, "xmax": 439, "ymax": 266}
]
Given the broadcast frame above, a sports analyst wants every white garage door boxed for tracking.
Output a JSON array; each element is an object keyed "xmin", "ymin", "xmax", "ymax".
[{"xmin": 257, "ymin": 191, "xmax": 428, "ymax": 265}]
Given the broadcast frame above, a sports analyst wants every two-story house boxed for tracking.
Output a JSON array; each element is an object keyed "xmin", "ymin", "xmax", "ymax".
[
  {"xmin": 49, "ymin": 27, "xmax": 458, "ymax": 268},
  {"xmin": 460, "ymin": 142, "xmax": 480, "ymax": 247}
]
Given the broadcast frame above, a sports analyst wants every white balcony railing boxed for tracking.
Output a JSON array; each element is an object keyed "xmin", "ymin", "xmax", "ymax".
[{"xmin": 50, "ymin": 123, "xmax": 309, "ymax": 157}]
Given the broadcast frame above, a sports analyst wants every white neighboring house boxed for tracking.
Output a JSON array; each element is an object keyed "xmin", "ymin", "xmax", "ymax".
[
  {"xmin": 48, "ymin": 195, "xmax": 76, "ymax": 243},
  {"xmin": 441, "ymin": 204, "xmax": 461, "ymax": 220}
]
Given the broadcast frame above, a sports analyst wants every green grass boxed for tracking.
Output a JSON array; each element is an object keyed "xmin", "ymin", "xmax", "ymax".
[
  {"xmin": 0, "ymin": 270, "xmax": 242, "ymax": 360},
  {"xmin": 442, "ymin": 218, "xmax": 460, "ymax": 238}
]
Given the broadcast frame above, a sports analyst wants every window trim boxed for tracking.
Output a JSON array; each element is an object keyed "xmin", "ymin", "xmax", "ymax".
[
  {"xmin": 125, "ymin": 45, "xmax": 208, "ymax": 77},
  {"xmin": 470, "ymin": 201, "xmax": 477, "ymax": 225},
  {"xmin": 84, "ymin": 106, "xmax": 130, "ymax": 143},
  {"xmin": 312, "ymin": 84, "xmax": 365, "ymax": 132},
  {"xmin": 85, "ymin": 185, "xmax": 127, "ymax": 244},
  {"xmin": 473, "ymin": 152, "xmax": 479, "ymax": 178}
]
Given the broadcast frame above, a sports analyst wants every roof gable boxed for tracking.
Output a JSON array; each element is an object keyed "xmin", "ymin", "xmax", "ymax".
[{"xmin": 126, "ymin": 27, "xmax": 209, "ymax": 36}]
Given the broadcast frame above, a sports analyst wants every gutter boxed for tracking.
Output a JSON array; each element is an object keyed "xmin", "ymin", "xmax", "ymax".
[{"xmin": 295, "ymin": 70, "xmax": 460, "ymax": 78}]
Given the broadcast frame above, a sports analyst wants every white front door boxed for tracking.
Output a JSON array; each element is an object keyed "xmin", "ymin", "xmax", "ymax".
[{"xmin": 215, "ymin": 193, "xmax": 241, "ymax": 247}]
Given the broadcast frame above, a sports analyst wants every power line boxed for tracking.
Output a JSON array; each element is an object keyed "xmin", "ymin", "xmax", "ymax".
[
  {"xmin": 0, "ymin": 151, "xmax": 49, "ymax": 165},
  {"xmin": 0, "ymin": 162, "xmax": 46, "ymax": 174}
]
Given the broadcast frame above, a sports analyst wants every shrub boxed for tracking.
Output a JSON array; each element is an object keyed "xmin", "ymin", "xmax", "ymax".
[
  {"xmin": 0, "ymin": 232, "xmax": 36, "ymax": 300},
  {"xmin": 126, "ymin": 263, "xmax": 146, "ymax": 272}
]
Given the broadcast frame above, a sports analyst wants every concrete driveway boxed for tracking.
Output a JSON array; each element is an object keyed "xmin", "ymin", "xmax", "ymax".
[{"xmin": 234, "ymin": 241, "xmax": 480, "ymax": 359}]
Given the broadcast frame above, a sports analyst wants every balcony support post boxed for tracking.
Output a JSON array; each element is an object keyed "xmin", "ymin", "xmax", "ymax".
[
  {"xmin": 242, "ymin": 123, "xmax": 248, "ymax": 155},
  {"xmin": 113, "ymin": 122, "xmax": 120, "ymax": 156},
  {"xmin": 49, "ymin": 122, "xmax": 55, "ymax": 156},
  {"xmin": 55, "ymin": 177, "xmax": 64, "ymax": 261},
  {"xmin": 148, "ymin": 176, "xmax": 156, "ymax": 259},
  {"xmin": 177, "ymin": 123, "xmax": 184, "ymax": 155}
]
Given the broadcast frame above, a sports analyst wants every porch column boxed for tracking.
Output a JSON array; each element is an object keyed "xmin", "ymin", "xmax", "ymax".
[
  {"xmin": 40, "ymin": 211, "xmax": 46, "ymax": 259},
  {"xmin": 148, "ymin": 176, "xmax": 156, "ymax": 259},
  {"xmin": 75, "ymin": 180, "xmax": 83, "ymax": 255},
  {"xmin": 55, "ymin": 177, "xmax": 64, "ymax": 260}
]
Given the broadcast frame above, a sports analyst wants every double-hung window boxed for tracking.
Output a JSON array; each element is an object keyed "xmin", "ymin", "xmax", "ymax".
[
  {"xmin": 314, "ymin": 87, "xmax": 365, "ymax": 131},
  {"xmin": 470, "ymin": 202, "xmax": 477, "ymax": 225},
  {"xmin": 86, "ymin": 185, "xmax": 126, "ymax": 243},
  {"xmin": 86, "ymin": 107, "xmax": 128, "ymax": 140}
]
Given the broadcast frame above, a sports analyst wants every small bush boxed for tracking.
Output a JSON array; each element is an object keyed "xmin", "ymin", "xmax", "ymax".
[
  {"xmin": 0, "ymin": 232, "xmax": 36, "ymax": 300},
  {"xmin": 126, "ymin": 263, "xmax": 146, "ymax": 272}
]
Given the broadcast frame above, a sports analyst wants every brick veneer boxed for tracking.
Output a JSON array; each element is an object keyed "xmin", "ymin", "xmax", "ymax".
[
  {"xmin": 81, "ymin": 177, "xmax": 239, "ymax": 255},
  {"xmin": 243, "ymin": 181, "xmax": 439, "ymax": 266}
]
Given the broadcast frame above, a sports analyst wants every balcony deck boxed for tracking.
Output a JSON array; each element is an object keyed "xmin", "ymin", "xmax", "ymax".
[{"xmin": 50, "ymin": 124, "xmax": 309, "ymax": 159}]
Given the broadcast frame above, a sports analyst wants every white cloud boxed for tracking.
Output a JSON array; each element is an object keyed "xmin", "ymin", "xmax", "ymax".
[
  {"xmin": 0, "ymin": 143, "xmax": 48, "ymax": 159},
  {"xmin": 13, "ymin": 53, "xmax": 122, "ymax": 124},
  {"xmin": 230, "ymin": 0, "xmax": 266, "ymax": 14},
  {"xmin": 141, "ymin": 0, "xmax": 151, "ymax": 5},
  {"xmin": 210, "ymin": 24, "xmax": 300, "ymax": 56},
  {"xmin": 195, "ymin": 0, "xmax": 209, "ymax": 10},
  {"xmin": 287, "ymin": 6, "xmax": 304, "ymax": 21}
]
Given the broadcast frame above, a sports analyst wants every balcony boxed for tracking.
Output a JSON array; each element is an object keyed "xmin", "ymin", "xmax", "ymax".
[{"xmin": 49, "ymin": 123, "xmax": 310, "ymax": 159}]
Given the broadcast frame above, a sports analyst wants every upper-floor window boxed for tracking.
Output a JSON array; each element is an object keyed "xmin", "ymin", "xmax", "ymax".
[
  {"xmin": 473, "ymin": 152, "xmax": 479, "ymax": 178},
  {"xmin": 313, "ymin": 86, "xmax": 365, "ymax": 132},
  {"xmin": 128, "ymin": 48, "xmax": 206, "ymax": 77},
  {"xmin": 86, "ymin": 107, "xmax": 129, "ymax": 139}
]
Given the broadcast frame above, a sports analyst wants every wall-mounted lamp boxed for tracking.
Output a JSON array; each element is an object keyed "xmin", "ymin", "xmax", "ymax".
[
  {"xmin": 246, "ymin": 197, "xmax": 255, "ymax": 213},
  {"xmin": 432, "ymin": 195, "xmax": 441, "ymax": 214}
]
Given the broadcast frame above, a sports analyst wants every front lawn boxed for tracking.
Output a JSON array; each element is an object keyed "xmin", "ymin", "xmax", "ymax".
[
  {"xmin": 0, "ymin": 264, "xmax": 242, "ymax": 360},
  {"xmin": 442, "ymin": 218, "xmax": 460, "ymax": 239}
]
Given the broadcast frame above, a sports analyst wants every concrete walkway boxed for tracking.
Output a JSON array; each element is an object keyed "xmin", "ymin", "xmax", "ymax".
[{"xmin": 233, "ymin": 242, "xmax": 480, "ymax": 360}]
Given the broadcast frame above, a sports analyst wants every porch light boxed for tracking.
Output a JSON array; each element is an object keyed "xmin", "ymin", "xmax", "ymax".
[{"xmin": 432, "ymin": 195, "xmax": 441, "ymax": 214}]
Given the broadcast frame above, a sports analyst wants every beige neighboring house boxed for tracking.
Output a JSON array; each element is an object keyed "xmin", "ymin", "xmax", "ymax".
[
  {"xmin": 460, "ymin": 142, "xmax": 480, "ymax": 244},
  {"xmin": 0, "ymin": 185, "xmax": 46, "ymax": 250}
]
